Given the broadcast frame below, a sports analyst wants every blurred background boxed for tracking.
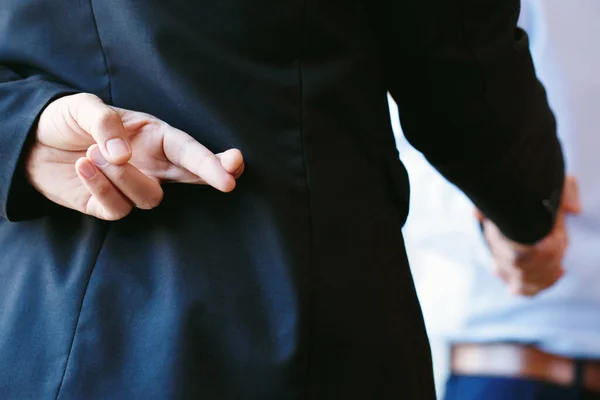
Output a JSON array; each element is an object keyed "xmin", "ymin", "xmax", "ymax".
[
  {"xmin": 392, "ymin": 96, "xmax": 476, "ymax": 397},
  {"xmin": 390, "ymin": 2, "xmax": 600, "ymax": 398}
]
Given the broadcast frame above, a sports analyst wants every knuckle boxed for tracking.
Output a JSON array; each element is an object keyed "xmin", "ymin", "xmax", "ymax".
[
  {"xmin": 546, "ymin": 245, "xmax": 564, "ymax": 261},
  {"xmin": 103, "ymin": 205, "xmax": 132, "ymax": 221},
  {"xmin": 518, "ymin": 283, "xmax": 539, "ymax": 297},
  {"xmin": 516, "ymin": 272, "xmax": 529, "ymax": 283},
  {"xmin": 139, "ymin": 190, "xmax": 164, "ymax": 210},
  {"xmin": 554, "ymin": 233, "xmax": 567, "ymax": 248},
  {"xmin": 195, "ymin": 153, "xmax": 214, "ymax": 169},
  {"xmin": 550, "ymin": 249, "xmax": 562, "ymax": 261},
  {"xmin": 513, "ymin": 258, "xmax": 528, "ymax": 269},
  {"xmin": 511, "ymin": 265, "xmax": 525, "ymax": 277},
  {"xmin": 95, "ymin": 181, "xmax": 114, "ymax": 199},
  {"xmin": 80, "ymin": 194, "xmax": 95, "ymax": 216},
  {"xmin": 510, "ymin": 283, "xmax": 525, "ymax": 295},
  {"xmin": 176, "ymin": 137, "xmax": 197, "ymax": 165},
  {"xmin": 493, "ymin": 264, "xmax": 513, "ymax": 280},
  {"xmin": 149, "ymin": 189, "xmax": 164, "ymax": 208},
  {"xmin": 492, "ymin": 265, "xmax": 506, "ymax": 279},
  {"xmin": 93, "ymin": 108, "xmax": 121, "ymax": 133},
  {"xmin": 74, "ymin": 92, "xmax": 101, "ymax": 104},
  {"xmin": 110, "ymin": 166, "xmax": 128, "ymax": 182},
  {"xmin": 100, "ymin": 212, "xmax": 119, "ymax": 221}
]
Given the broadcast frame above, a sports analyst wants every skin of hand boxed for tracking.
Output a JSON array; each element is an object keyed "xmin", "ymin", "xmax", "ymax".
[
  {"xmin": 25, "ymin": 93, "xmax": 244, "ymax": 221},
  {"xmin": 476, "ymin": 176, "xmax": 581, "ymax": 296}
]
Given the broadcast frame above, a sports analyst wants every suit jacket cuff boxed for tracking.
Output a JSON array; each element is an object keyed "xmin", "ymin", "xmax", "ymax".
[{"xmin": 0, "ymin": 78, "xmax": 78, "ymax": 221}]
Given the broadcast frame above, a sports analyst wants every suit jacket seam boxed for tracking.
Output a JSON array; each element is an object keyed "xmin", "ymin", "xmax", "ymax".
[
  {"xmin": 88, "ymin": 0, "xmax": 114, "ymax": 104},
  {"xmin": 54, "ymin": 224, "xmax": 110, "ymax": 400},
  {"xmin": 298, "ymin": 1, "xmax": 314, "ymax": 398}
]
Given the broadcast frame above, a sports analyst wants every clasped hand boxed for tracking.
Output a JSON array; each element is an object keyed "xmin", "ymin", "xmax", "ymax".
[{"xmin": 478, "ymin": 177, "xmax": 580, "ymax": 296}]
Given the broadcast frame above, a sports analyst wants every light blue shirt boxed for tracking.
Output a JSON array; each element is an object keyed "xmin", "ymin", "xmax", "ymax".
[{"xmin": 397, "ymin": 0, "xmax": 600, "ymax": 360}]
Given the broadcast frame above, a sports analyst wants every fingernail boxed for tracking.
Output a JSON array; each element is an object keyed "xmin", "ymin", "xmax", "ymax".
[
  {"xmin": 232, "ymin": 162, "xmax": 245, "ymax": 176},
  {"xmin": 106, "ymin": 138, "xmax": 131, "ymax": 158},
  {"xmin": 79, "ymin": 161, "xmax": 96, "ymax": 179},
  {"xmin": 90, "ymin": 146, "xmax": 108, "ymax": 167}
]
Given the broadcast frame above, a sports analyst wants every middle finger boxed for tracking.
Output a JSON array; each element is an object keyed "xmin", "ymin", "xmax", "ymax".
[{"xmin": 87, "ymin": 144, "xmax": 164, "ymax": 210}]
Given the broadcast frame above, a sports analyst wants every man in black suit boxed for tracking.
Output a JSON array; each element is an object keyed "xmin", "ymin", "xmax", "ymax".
[{"xmin": 0, "ymin": 0, "xmax": 564, "ymax": 398}]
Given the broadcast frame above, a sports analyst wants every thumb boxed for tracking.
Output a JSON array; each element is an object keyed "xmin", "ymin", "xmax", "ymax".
[
  {"xmin": 70, "ymin": 94, "xmax": 132, "ymax": 165},
  {"xmin": 562, "ymin": 176, "xmax": 581, "ymax": 215}
]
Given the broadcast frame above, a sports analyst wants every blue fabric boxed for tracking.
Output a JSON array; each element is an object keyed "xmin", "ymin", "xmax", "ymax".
[{"xmin": 444, "ymin": 375, "xmax": 600, "ymax": 400}]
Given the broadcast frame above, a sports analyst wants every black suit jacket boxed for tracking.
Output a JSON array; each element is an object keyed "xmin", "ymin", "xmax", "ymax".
[{"xmin": 0, "ymin": 0, "xmax": 563, "ymax": 399}]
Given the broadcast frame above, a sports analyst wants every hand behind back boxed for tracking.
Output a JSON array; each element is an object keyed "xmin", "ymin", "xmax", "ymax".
[{"xmin": 26, "ymin": 93, "xmax": 244, "ymax": 220}]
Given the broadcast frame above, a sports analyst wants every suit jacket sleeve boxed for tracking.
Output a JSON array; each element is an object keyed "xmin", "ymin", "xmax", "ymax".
[
  {"xmin": 382, "ymin": 0, "xmax": 565, "ymax": 244},
  {"xmin": 0, "ymin": 66, "xmax": 77, "ymax": 221}
]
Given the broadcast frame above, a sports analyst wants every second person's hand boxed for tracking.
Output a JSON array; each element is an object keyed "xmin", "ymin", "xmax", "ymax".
[{"xmin": 477, "ymin": 176, "xmax": 581, "ymax": 296}]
